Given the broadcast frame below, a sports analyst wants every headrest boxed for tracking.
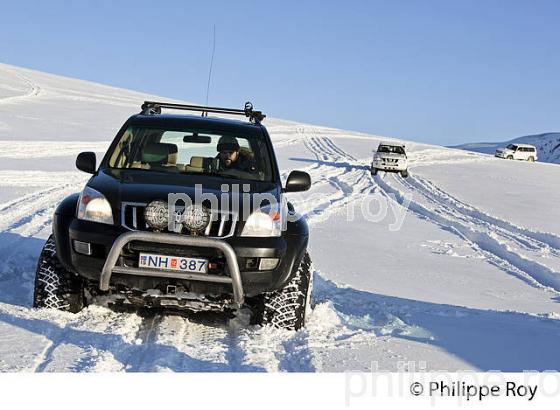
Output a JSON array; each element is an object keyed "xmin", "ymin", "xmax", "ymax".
[
  {"xmin": 189, "ymin": 156, "xmax": 204, "ymax": 168},
  {"xmin": 142, "ymin": 143, "xmax": 177, "ymax": 163}
]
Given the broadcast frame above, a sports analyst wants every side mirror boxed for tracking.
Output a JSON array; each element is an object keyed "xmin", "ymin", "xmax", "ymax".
[
  {"xmin": 284, "ymin": 170, "xmax": 311, "ymax": 192},
  {"xmin": 76, "ymin": 151, "xmax": 97, "ymax": 174}
]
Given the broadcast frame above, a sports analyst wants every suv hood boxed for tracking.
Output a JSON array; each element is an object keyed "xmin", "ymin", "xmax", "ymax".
[{"xmin": 87, "ymin": 168, "xmax": 280, "ymax": 215}]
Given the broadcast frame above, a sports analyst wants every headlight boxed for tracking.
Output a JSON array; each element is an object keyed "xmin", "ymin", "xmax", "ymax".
[
  {"xmin": 77, "ymin": 186, "xmax": 113, "ymax": 225},
  {"xmin": 240, "ymin": 204, "xmax": 284, "ymax": 237}
]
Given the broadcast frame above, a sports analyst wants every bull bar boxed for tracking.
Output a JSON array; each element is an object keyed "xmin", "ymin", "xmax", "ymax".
[{"xmin": 100, "ymin": 231, "xmax": 244, "ymax": 308}]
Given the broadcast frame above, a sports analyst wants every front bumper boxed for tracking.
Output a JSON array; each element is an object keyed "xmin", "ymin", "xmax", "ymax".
[
  {"xmin": 372, "ymin": 161, "xmax": 407, "ymax": 172},
  {"xmin": 101, "ymin": 231, "xmax": 244, "ymax": 308},
  {"xmin": 64, "ymin": 218, "xmax": 307, "ymax": 304}
]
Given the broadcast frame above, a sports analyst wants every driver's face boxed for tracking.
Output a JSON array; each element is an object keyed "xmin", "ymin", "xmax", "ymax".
[{"xmin": 219, "ymin": 149, "xmax": 239, "ymax": 166}]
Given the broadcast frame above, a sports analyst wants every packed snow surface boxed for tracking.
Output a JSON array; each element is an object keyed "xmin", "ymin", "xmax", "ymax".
[{"xmin": 1, "ymin": 63, "xmax": 559, "ymax": 372}]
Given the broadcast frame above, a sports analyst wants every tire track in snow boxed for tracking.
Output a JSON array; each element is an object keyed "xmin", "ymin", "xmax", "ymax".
[
  {"xmin": 163, "ymin": 313, "xmax": 232, "ymax": 372},
  {"xmin": 375, "ymin": 173, "xmax": 560, "ymax": 293},
  {"xmin": 0, "ymin": 68, "xmax": 43, "ymax": 105},
  {"xmin": 0, "ymin": 183, "xmax": 84, "ymax": 281},
  {"xmin": 322, "ymin": 136, "xmax": 357, "ymax": 161},
  {"xmin": 404, "ymin": 174, "xmax": 560, "ymax": 253},
  {"xmin": 0, "ymin": 180, "xmax": 86, "ymax": 309},
  {"xmin": 0, "ymin": 181, "xmax": 84, "ymax": 234},
  {"xmin": 15, "ymin": 305, "xmax": 143, "ymax": 372},
  {"xmin": 120, "ymin": 313, "xmax": 165, "ymax": 371},
  {"xmin": 116, "ymin": 311, "xmax": 259, "ymax": 372},
  {"xmin": 32, "ymin": 322, "xmax": 71, "ymax": 372},
  {"xmin": 297, "ymin": 135, "xmax": 373, "ymax": 224}
]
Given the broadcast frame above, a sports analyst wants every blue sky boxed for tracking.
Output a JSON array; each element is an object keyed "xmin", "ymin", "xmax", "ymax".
[{"xmin": 1, "ymin": 0, "xmax": 559, "ymax": 145}]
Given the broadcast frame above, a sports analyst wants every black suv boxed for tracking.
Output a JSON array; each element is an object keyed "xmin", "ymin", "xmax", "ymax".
[{"xmin": 33, "ymin": 101, "xmax": 313, "ymax": 330}]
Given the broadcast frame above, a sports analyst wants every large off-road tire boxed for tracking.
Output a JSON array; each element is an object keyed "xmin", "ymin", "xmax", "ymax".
[
  {"xmin": 528, "ymin": 156, "xmax": 535, "ymax": 162},
  {"xmin": 33, "ymin": 235, "xmax": 85, "ymax": 313},
  {"xmin": 400, "ymin": 169, "xmax": 409, "ymax": 178},
  {"xmin": 252, "ymin": 252, "xmax": 312, "ymax": 331},
  {"xmin": 507, "ymin": 155, "xmax": 514, "ymax": 160}
]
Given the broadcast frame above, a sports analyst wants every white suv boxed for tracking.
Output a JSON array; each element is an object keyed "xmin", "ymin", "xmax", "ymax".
[
  {"xmin": 495, "ymin": 143, "xmax": 538, "ymax": 162},
  {"xmin": 371, "ymin": 142, "xmax": 409, "ymax": 178}
]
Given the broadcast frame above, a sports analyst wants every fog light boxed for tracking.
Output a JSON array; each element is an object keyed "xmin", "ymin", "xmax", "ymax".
[
  {"xmin": 73, "ymin": 240, "xmax": 92, "ymax": 255},
  {"xmin": 245, "ymin": 258, "xmax": 258, "ymax": 269},
  {"xmin": 259, "ymin": 258, "xmax": 279, "ymax": 271}
]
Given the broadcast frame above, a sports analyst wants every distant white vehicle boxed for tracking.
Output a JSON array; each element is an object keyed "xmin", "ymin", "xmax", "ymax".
[
  {"xmin": 495, "ymin": 143, "xmax": 538, "ymax": 162},
  {"xmin": 371, "ymin": 142, "xmax": 409, "ymax": 178}
]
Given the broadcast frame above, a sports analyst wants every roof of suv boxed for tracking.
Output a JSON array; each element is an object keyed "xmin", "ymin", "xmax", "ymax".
[
  {"xmin": 379, "ymin": 141, "xmax": 405, "ymax": 147},
  {"xmin": 510, "ymin": 143, "xmax": 537, "ymax": 148},
  {"xmin": 129, "ymin": 113, "xmax": 265, "ymax": 135}
]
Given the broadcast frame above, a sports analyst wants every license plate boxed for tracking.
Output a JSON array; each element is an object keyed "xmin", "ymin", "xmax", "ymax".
[{"xmin": 139, "ymin": 253, "xmax": 208, "ymax": 274}]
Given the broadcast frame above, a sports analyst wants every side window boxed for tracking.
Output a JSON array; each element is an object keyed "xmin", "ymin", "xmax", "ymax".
[{"xmin": 109, "ymin": 129, "xmax": 135, "ymax": 168}]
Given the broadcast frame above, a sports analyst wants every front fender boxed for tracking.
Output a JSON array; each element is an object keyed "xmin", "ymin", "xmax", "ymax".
[
  {"xmin": 52, "ymin": 193, "xmax": 80, "ymax": 272},
  {"xmin": 271, "ymin": 210, "xmax": 309, "ymax": 289}
]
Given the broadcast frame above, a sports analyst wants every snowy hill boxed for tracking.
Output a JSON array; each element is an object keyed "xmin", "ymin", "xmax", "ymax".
[
  {"xmin": 1, "ymin": 63, "xmax": 559, "ymax": 372},
  {"xmin": 452, "ymin": 132, "xmax": 560, "ymax": 164}
]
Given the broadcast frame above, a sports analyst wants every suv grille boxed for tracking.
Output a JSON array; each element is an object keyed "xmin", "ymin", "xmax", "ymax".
[{"xmin": 121, "ymin": 202, "xmax": 237, "ymax": 238}]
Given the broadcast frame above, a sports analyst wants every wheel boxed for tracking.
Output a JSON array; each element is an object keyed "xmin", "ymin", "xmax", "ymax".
[
  {"xmin": 33, "ymin": 235, "xmax": 85, "ymax": 313},
  {"xmin": 371, "ymin": 167, "xmax": 378, "ymax": 176},
  {"xmin": 528, "ymin": 156, "xmax": 535, "ymax": 162},
  {"xmin": 507, "ymin": 155, "xmax": 513, "ymax": 160},
  {"xmin": 400, "ymin": 170, "xmax": 409, "ymax": 178},
  {"xmin": 251, "ymin": 252, "xmax": 312, "ymax": 331}
]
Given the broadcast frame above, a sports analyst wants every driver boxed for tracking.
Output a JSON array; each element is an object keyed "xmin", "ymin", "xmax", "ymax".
[{"xmin": 216, "ymin": 136, "xmax": 256, "ymax": 173}]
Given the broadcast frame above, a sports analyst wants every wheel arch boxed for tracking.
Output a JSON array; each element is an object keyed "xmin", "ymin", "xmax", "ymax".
[
  {"xmin": 272, "ymin": 213, "xmax": 309, "ymax": 290},
  {"xmin": 52, "ymin": 193, "xmax": 80, "ymax": 272}
]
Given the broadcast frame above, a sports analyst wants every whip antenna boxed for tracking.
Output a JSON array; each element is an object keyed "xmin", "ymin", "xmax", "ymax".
[{"xmin": 205, "ymin": 24, "xmax": 216, "ymax": 107}]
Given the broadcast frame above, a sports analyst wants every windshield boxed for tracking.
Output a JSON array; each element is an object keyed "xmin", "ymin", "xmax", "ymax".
[
  {"xmin": 107, "ymin": 125, "xmax": 273, "ymax": 181},
  {"xmin": 506, "ymin": 144, "xmax": 517, "ymax": 150},
  {"xmin": 378, "ymin": 145, "xmax": 405, "ymax": 155}
]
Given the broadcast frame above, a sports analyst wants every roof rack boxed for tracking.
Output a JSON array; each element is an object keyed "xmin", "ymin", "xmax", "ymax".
[{"xmin": 140, "ymin": 101, "xmax": 266, "ymax": 124}]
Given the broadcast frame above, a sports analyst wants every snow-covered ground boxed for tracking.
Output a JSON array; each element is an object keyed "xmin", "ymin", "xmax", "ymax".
[
  {"xmin": 453, "ymin": 132, "xmax": 560, "ymax": 164},
  {"xmin": 1, "ymin": 63, "xmax": 559, "ymax": 372}
]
